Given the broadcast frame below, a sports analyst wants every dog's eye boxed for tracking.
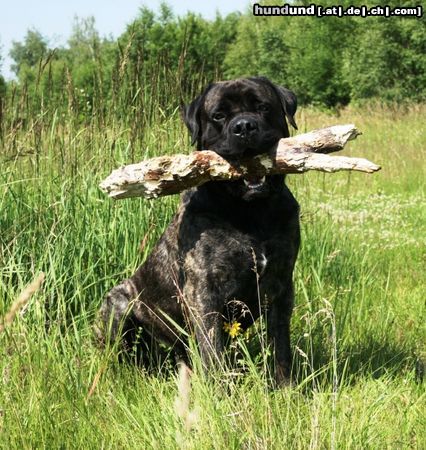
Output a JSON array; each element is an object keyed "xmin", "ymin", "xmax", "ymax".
[
  {"xmin": 212, "ymin": 112, "xmax": 226, "ymax": 122},
  {"xmin": 257, "ymin": 104, "xmax": 269, "ymax": 112}
]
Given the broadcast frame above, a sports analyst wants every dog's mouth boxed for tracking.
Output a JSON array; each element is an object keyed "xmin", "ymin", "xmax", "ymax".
[
  {"xmin": 219, "ymin": 174, "xmax": 274, "ymax": 201},
  {"xmin": 241, "ymin": 174, "xmax": 269, "ymax": 201},
  {"xmin": 243, "ymin": 175, "xmax": 266, "ymax": 190}
]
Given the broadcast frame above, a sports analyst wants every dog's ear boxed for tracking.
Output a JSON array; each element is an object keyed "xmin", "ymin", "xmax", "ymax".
[
  {"xmin": 250, "ymin": 76, "xmax": 298, "ymax": 130},
  {"xmin": 273, "ymin": 85, "xmax": 298, "ymax": 130},
  {"xmin": 181, "ymin": 95, "xmax": 203, "ymax": 146},
  {"xmin": 182, "ymin": 84, "xmax": 215, "ymax": 147}
]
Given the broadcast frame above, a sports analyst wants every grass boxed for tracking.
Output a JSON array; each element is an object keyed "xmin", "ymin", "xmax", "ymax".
[{"xmin": 0, "ymin": 94, "xmax": 425, "ymax": 448}]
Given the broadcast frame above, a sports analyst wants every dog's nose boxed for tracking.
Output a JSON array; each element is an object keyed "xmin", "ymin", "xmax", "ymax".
[{"xmin": 231, "ymin": 118, "xmax": 258, "ymax": 137}]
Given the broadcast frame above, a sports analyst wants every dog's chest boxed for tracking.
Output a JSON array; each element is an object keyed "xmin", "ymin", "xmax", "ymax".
[
  {"xmin": 221, "ymin": 215, "xmax": 297, "ymax": 309},
  {"xmin": 179, "ymin": 190, "xmax": 299, "ymax": 308}
]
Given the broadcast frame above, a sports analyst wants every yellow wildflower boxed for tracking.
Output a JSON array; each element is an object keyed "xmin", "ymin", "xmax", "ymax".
[{"xmin": 223, "ymin": 320, "xmax": 242, "ymax": 338}]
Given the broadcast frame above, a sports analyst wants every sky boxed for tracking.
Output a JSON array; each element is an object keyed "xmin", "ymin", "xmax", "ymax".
[{"xmin": 0, "ymin": 0, "xmax": 251, "ymax": 80}]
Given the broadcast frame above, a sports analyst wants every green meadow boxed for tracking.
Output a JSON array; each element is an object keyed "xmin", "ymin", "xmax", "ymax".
[{"xmin": 0, "ymin": 93, "xmax": 425, "ymax": 448}]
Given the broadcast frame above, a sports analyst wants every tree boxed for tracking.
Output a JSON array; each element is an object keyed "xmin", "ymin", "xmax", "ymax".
[
  {"xmin": 9, "ymin": 29, "xmax": 47, "ymax": 77},
  {"xmin": 68, "ymin": 16, "xmax": 101, "ymax": 62},
  {"xmin": 283, "ymin": 16, "xmax": 352, "ymax": 107},
  {"xmin": 65, "ymin": 16, "xmax": 117, "ymax": 119},
  {"xmin": 224, "ymin": 14, "xmax": 263, "ymax": 78},
  {"xmin": 224, "ymin": 11, "xmax": 352, "ymax": 107},
  {"xmin": 118, "ymin": 3, "xmax": 239, "ymax": 101},
  {"xmin": 0, "ymin": 38, "xmax": 5, "ymax": 91},
  {"xmin": 343, "ymin": 15, "xmax": 426, "ymax": 102},
  {"xmin": 0, "ymin": 72, "xmax": 5, "ymax": 102}
]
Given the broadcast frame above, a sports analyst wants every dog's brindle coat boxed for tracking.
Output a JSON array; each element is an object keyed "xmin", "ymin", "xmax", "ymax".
[{"xmin": 97, "ymin": 77, "xmax": 300, "ymax": 385}]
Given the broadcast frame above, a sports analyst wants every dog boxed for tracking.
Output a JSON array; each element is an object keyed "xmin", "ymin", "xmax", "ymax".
[{"xmin": 97, "ymin": 76, "xmax": 300, "ymax": 386}]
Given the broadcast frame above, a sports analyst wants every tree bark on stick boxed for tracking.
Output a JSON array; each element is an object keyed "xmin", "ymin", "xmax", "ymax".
[{"xmin": 99, "ymin": 124, "xmax": 380, "ymax": 200}]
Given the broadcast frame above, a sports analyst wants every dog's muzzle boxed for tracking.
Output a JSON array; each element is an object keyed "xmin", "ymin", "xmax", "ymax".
[
  {"xmin": 228, "ymin": 115, "xmax": 260, "ymax": 151},
  {"xmin": 231, "ymin": 117, "xmax": 259, "ymax": 140}
]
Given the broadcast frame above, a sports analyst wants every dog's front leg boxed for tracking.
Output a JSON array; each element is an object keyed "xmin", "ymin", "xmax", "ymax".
[
  {"xmin": 194, "ymin": 305, "xmax": 224, "ymax": 373},
  {"xmin": 267, "ymin": 284, "xmax": 294, "ymax": 387},
  {"xmin": 183, "ymin": 283, "xmax": 224, "ymax": 374}
]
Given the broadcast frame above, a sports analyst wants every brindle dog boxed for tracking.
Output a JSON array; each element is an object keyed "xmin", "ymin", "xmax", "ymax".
[{"xmin": 97, "ymin": 76, "xmax": 300, "ymax": 385}]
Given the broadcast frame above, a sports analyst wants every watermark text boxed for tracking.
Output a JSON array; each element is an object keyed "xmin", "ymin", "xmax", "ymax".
[{"xmin": 252, "ymin": 3, "xmax": 423, "ymax": 18}]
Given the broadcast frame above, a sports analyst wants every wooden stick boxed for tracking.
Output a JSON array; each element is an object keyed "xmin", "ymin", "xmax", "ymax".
[{"xmin": 99, "ymin": 124, "xmax": 380, "ymax": 199}]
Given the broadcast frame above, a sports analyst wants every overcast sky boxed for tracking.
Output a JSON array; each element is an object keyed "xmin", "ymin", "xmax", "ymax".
[{"xmin": 0, "ymin": 0, "xmax": 251, "ymax": 79}]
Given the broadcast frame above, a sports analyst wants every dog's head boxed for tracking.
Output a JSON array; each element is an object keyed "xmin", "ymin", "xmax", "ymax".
[{"xmin": 182, "ymin": 77, "xmax": 297, "ymax": 201}]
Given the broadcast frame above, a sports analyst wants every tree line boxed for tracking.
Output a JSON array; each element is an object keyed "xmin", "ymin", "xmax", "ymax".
[{"xmin": 0, "ymin": 0, "xmax": 424, "ymax": 119}]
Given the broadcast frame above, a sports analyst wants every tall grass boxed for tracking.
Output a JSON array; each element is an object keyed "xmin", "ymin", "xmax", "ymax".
[{"xmin": 0, "ymin": 58, "xmax": 425, "ymax": 447}]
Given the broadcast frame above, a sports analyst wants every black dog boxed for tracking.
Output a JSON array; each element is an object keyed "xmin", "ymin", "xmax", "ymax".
[{"xmin": 97, "ymin": 77, "xmax": 300, "ymax": 385}]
